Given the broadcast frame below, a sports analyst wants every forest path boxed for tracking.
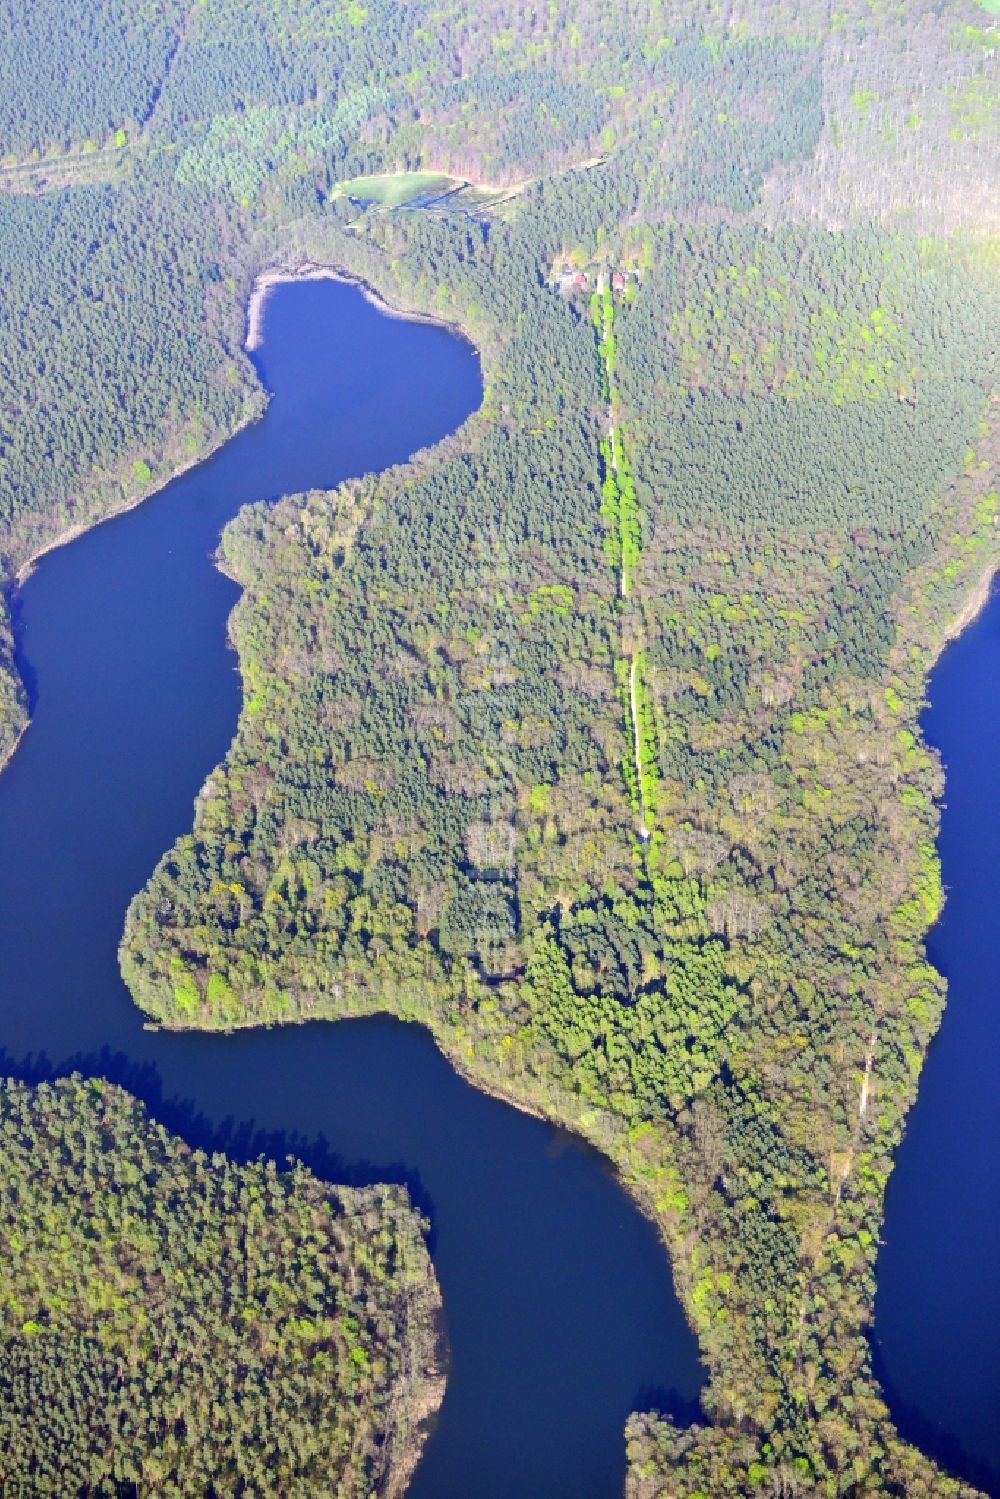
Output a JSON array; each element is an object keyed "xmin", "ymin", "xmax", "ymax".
[
  {"xmin": 595, "ymin": 273, "xmax": 646, "ymax": 841},
  {"xmin": 630, "ymin": 655, "xmax": 650, "ymax": 842},
  {"xmin": 794, "ymin": 1025, "xmax": 878, "ymax": 1374}
]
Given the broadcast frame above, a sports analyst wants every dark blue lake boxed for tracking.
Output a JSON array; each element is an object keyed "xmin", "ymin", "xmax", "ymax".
[
  {"xmin": 875, "ymin": 580, "xmax": 1000, "ymax": 1495},
  {"xmin": 0, "ymin": 277, "xmax": 703, "ymax": 1497}
]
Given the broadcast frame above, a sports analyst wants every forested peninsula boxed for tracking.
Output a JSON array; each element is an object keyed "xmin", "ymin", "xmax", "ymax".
[{"xmin": 0, "ymin": 0, "xmax": 998, "ymax": 1494}]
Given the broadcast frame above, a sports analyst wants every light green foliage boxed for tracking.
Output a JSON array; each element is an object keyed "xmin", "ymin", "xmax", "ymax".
[
  {"xmin": 631, "ymin": 652, "xmax": 659, "ymax": 819},
  {"xmin": 334, "ymin": 171, "xmax": 458, "ymax": 205},
  {"xmin": 176, "ymin": 90, "xmax": 392, "ymax": 202}
]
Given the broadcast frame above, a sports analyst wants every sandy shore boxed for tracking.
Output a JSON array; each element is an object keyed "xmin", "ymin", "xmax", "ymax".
[
  {"xmin": 15, "ymin": 258, "xmax": 471, "ymax": 588},
  {"xmin": 245, "ymin": 261, "xmax": 463, "ymax": 352},
  {"xmin": 940, "ymin": 557, "xmax": 999, "ymax": 649},
  {"xmin": 12, "ymin": 412, "xmax": 258, "ymax": 590},
  {"xmin": 2, "ymin": 258, "xmax": 477, "ymax": 782}
]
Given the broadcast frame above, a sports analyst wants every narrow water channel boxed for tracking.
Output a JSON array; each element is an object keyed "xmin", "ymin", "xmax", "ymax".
[
  {"xmin": 875, "ymin": 581, "xmax": 1000, "ymax": 1496},
  {"xmin": 0, "ymin": 278, "xmax": 703, "ymax": 1498}
]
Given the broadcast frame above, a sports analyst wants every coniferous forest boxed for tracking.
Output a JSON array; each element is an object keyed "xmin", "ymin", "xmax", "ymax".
[{"xmin": 0, "ymin": 0, "xmax": 997, "ymax": 1494}]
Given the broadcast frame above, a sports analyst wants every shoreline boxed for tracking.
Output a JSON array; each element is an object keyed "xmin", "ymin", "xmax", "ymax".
[
  {"xmin": 11, "ymin": 257, "xmax": 472, "ymax": 596},
  {"xmin": 0, "ymin": 718, "xmax": 28, "ymax": 780},
  {"xmin": 12, "ymin": 410, "xmax": 259, "ymax": 591},
  {"xmin": 245, "ymin": 261, "xmax": 474, "ymax": 354},
  {"xmin": 3, "ymin": 255, "xmax": 473, "ymax": 780},
  {"xmin": 939, "ymin": 556, "xmax": 999, "ymax": 651},
  {"xmin": 152, "ymin": 996, "xmax": 690, "ymax": 1314},
  {"xmin": 380, "ymin": 1275, "xmax": 448, "ymax": 1499},
  {"xmin": 12, "ymin": 255, "xmax": 474, "ymax": 596},
  {"xmin": 0, "ymin": 408, "xmax": 262, "ymax": 778}
]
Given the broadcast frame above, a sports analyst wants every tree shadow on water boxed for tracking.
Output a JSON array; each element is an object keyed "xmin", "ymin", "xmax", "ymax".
[
  {"xmin": 0, "ymin": 1043, "xmax": 436, "ymax": 1238},
  {"xmin": 870, "ymin": 1342, "xmax": 998, "ymax": 1497},
  {"xmin": 631, "ymin": 1384, "xmax": 704, "ymax": 1429},
  {"xmin": 8, "ymin": 589, "xmax": 39, "ymax": 716}
]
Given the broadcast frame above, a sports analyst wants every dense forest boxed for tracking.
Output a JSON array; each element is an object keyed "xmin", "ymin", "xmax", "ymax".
[
  {"xmin": 0, "ymin": 0, "xmax": 997, "ymax": 1493},
  {"xmin": 0, "ymin": 0, "xmax": 186, "ymax": 159},
  {"xmin": 120, "ymin": 194, "xmax": 998, "ymax": 1496},
  {"xmin": 0, "ymin": 187, "xmax": 258, "ymax": 566},
  {"xmin": 0, "ymin": 1075, "xmax": 440, "ymax": 1495}
]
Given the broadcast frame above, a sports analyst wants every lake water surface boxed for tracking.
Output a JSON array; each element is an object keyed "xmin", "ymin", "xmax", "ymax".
[
  {"xmin": 0, "ymin": 278, "xmax": 703, "ymax": 1497},
  {"xmin": 875, "ymin": 580, "xmax": 1000, "ymax": 1495}
]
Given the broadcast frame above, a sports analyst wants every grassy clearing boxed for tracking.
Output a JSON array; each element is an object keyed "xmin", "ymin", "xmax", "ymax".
[{"xmin": 333, "ymin": 170, "xmax": 459, "ymax": 205}]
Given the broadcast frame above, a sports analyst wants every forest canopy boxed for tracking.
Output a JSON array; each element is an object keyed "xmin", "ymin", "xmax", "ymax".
[
  {"xmin": 0, "ymin": 1075, "xmax": 441, "ymax": 1495},
  {"xmin": 0, "ymin": 0, "xmax": 997, "ymax": 1495}
]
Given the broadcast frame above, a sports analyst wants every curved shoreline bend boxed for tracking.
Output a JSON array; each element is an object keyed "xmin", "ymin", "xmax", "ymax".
[
  {"xmin": 245, "ymin": 260, "xmax": 471, "ymax": 352},
  {"xmin": 12, "ymin": 256, "xmax": 471, "ymax": 594},
  {"xmin": 0, "ymin": 274, "xmax": 702, "ymax": 1498},
  {"xmin": 1, "ymin": 258, "xmax": 468, "ymax": 782}
]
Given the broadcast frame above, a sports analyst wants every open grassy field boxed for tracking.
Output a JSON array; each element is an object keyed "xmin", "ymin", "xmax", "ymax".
[{"xmin": 333, "ymin": 170, "xmax": 459, "ymax": 205}]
